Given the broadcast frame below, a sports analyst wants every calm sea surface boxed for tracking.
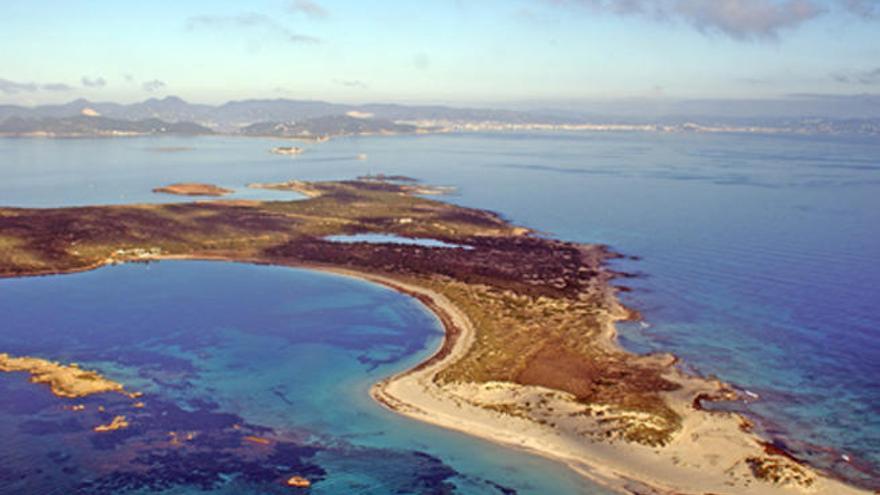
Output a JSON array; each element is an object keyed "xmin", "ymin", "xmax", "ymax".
[{"xmin": 1, "ymin": 132, "xmax": 878, "ymax": 491}]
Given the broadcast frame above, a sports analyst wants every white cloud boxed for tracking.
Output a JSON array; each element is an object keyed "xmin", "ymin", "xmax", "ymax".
[
  {"xmin": 0, "ymin": 78, "xmax": 75, "ymax": 94},
  {"xmin": 187, "ymin": 13, "xmax": 320, "ymax": 44},
  {"xmin": 142, "ymin": 79, "xmax": 167, "ymax": 92},
  {"xmin": 82, "ymin": 76, "xmax": 107, "ymax": 88},
  {"xmin": 290, "ymin": 0, "xmax": 329, "ymax": 19}
]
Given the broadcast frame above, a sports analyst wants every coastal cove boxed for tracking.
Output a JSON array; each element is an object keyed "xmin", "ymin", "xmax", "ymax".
[
  {"xmin": 0, "ymin": 137, "xmax": 871, "ymax": 494},
  {"xmin": 0, "ymin": 261, "xmax": 597, "ymax": 494}
]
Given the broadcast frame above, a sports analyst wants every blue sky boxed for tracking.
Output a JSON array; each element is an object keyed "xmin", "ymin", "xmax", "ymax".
[{"xmin": 1, "ymin": 0, "xmax": 879, "ymax": 106}]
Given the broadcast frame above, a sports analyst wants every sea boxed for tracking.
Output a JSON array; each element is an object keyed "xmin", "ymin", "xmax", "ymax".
[{"xmin": 0, "ymin": 132, "xmax": 878, "ymax": 493}]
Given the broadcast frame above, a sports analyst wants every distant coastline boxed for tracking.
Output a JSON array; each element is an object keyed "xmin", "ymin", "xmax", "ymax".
[{"xmin": 2, "ymin": 96, "xmax": 878, "ymax": 139}]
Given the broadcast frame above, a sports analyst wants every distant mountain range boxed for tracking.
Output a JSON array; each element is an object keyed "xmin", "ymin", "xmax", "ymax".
[{"xmin": 0, "ymin": 96, "xmax": 878, "ymax": 138}]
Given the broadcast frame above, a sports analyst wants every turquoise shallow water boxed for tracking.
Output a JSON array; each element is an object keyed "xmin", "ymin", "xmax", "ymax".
[
  {"xmin": 0, "ymin": 261, "xmax": 601, "ymax": 494},
  {"xmin": 1, "ymin": 132, "xmax": 879, "ymax": 489}
]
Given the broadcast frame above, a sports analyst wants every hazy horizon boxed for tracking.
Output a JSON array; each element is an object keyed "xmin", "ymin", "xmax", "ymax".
[{"xmin": 4, "ymin": 92, "xmax": 880, "ymax": 120}]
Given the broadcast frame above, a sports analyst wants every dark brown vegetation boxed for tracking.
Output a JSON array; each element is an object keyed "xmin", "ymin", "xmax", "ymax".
[{"xmin": 746, "ymin": 455, "xmax": 815, "ymax": 487}]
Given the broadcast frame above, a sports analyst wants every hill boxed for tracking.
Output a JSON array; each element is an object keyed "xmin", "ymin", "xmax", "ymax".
[{"xmin": 0, "ymin": 115, "xmax": 213, "ymax": 137}]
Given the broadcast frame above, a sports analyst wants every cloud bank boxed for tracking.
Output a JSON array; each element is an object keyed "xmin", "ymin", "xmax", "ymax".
[
  {"xmin": 41, "ymin": 83, "xmax": 74, "ymax": 92},
  {"xmin": 0, "ymin": 78, "xmax": 74, "ymax": 94},
  {"xmin": 841, "ymin": 0, "xmax": 880, "ymax": 18},
  {"xmin": 541, "ymin": 0, "xmax": 863, "ymax": 40},
  {"xmin": 0, "ymin": 78, "xmax": 38, "ymax": 94},
  {"xmin": 833, "ymin": 67, "xmax": 880, "ymax": 85}
]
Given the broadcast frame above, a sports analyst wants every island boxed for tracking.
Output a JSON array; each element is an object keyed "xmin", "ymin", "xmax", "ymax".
[
  {"xmin": 286, "ymin": 476, "xmax": 311, "ymax": 488},
  {"xmin": 152, "ymin": 183, "xmax": 234, "ymax": 196},
  {"xmin": 270, "ymin": 146, "xmax": 304, "ymax": 156},
  {"xmin": 147, "ymin": 146, "xmax": 196, "ymax": 153},
  {"xmin": 0, "ymin": 178, "xmax": 870, "ymax": 495},
  {"xmin": 0, "ymin": 353, "xmax": 128, "ymax": 398},
  {"xmin": 94, "ymin": 415, "xmax": 130, "ymax": 432}
]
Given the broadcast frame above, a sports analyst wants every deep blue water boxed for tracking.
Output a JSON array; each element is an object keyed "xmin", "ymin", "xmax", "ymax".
[{"xmin": 1, "ymin": 132, "xmax": 879, "ymax": 489}]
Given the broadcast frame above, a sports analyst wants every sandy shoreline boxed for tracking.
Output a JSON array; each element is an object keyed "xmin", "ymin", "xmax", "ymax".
[
  {"xmin": 310, "ymin": 267, "xmax": 869, "ymax": 494},
  {"xmin": 8, "ymin": 254, "xmax": 872, "ymax": 494},
  {"xmin": 362, "ymin": 278, "xmax": 871, "ymax": 494}
]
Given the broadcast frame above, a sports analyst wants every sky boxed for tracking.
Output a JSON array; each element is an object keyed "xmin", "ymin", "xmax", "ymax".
[{"xmin": 1, "ymin": 0, "xmax": 879, "ymax": 109}]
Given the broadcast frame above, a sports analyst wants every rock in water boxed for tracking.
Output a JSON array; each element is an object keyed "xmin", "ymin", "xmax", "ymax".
[{"xmin": 286, "ymin": 475, "xmax": 311, "ymax": 488}]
